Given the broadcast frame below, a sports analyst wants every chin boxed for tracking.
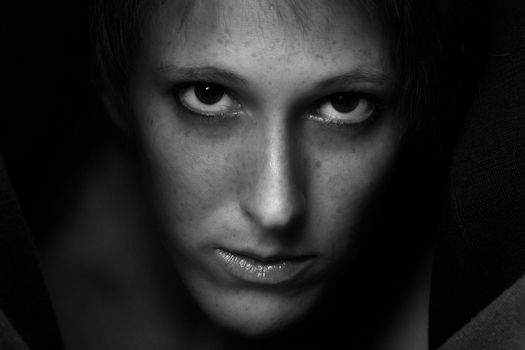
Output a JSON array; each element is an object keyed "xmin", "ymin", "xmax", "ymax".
[{"xmin": 189, "ymin": 280, "xmax": 323, "ymax": 337}]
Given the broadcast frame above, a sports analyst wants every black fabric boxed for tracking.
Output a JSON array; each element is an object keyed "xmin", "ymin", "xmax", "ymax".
[
  {"xmin": 438, "ymin": 274, "xmax": 525, "ymax": 350},
  {"xmin": 0, "ymin": 309, "xmax": 29, "ymax": 350},
  {"xmin": 430, "ymin": 0, "xmax": 525, "ymax": 347},
  {"xmin": 0, "ymin": 154, "xmax": 63, "ymax": 350}
]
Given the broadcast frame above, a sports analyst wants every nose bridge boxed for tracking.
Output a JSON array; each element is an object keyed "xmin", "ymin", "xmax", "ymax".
[{"xmin": 240, "ymin": 115, "xmax": 305, "ymax": 232}]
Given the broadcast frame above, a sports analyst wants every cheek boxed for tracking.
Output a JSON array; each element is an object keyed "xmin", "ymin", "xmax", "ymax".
[
  {"xmin": 304, "ymin": 121, "xmax": 402, "ymax": 262},
  {"xmin": 131, "ymin": 92, "xmax": 242, "ymax": 238}
]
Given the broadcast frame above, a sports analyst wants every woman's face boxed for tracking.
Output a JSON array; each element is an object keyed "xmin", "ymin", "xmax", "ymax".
[{"xmin": 129, "ymin": 0, "xmax": 403, "ymax": 335}]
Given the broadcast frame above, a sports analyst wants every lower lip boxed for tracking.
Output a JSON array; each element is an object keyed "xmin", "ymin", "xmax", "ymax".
[{"xmin": 215, "ymin": 249, "xmax": 312, "ymax": 285}]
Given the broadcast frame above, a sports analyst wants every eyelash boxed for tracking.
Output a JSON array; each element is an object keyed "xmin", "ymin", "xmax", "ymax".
[
  {"xmin": 308, "ymin": 93, "xmax": 387, "ymax": 129},
  {"xmin": 170, "ymin": 83, "xmax": 240, "ymax": 123},
  {"xmin": 307, "ymin": 111, "xmax": 377, "ymax": 130},
  {"xmin": 171, "ymin": 83, "xmax": 388, "ymax": 128}
]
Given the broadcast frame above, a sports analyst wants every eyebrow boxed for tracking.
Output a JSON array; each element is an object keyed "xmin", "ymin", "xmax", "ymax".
[
  {"xmin": 154, "ymin": 65, "xmax": 249, "ymax": 87},
  {"xmin": 154, "ymin": 64, "xmax": 392, "ymax": 90},
  {"xmin": 314, "ymin": 70, "xmax": 394, "ymax": 90}
]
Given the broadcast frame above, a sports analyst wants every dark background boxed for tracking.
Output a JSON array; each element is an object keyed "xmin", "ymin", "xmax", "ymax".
[{"xmin": 1, "ymin": 0, "xmax": 120, "ymax": 245}]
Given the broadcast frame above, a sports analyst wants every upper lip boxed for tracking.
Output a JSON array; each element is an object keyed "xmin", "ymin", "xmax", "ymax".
[{"xmin": 219, "ymin": 248, "xmax": 314, "ymax": 263}]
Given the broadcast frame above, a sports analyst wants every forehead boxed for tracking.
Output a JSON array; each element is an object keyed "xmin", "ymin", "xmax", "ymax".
[
  {"xmin": 157, "ymin": 0, "xmax": 376, "ymax": 39},
  {"xmin": 142, "ymin": 0, "xmax": 390, "ymax": 84}
]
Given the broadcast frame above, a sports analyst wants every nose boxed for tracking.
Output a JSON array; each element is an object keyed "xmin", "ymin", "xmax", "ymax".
[{"xmin": 240, "ymin": 122, "xmax": 305, "ymax": 233}]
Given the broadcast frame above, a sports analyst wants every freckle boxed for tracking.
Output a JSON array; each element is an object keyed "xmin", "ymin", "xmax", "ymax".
[
  {"xmin": 336, "ymin": 207, "xmax": 343, "ymax": 214},
  {"xmin": 360, "ymin": 49, "xmax": 371, "ymax": 57},
  {"xmin": 216, "ymin": 38, "xmax": 224, "ymax": 44},
  {"xmin": 315, "ymin": 160, "xmax": 322, "ymax": 169},
  {"xmin": 251, "ymin": 52, "xmax": 257, "ymax": 58}
]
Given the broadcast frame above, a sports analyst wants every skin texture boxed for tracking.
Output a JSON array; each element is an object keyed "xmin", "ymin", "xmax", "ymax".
[{"xmin": 127, "ymin": 0, "xmax": 406, "ymax": 336}]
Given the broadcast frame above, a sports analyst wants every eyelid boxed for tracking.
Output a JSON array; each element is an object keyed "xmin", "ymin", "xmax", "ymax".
[
  {"xmin": 170, "ymin": 77, "xmax": 391, "ymax": 127},
  {"xmin": 174, "ymin": 81, "xmax": 244, "ymax": 105},
  {"xmin": 172, "ymin": 82, "xmax": 243, "ymax": 119},
  {"xmin": 288, "ymin": 83, "xmax": 393, "ymax": 115},
  {"xmin": 307, "ymin": 92, "xmax": 387, "ymax": 127}
]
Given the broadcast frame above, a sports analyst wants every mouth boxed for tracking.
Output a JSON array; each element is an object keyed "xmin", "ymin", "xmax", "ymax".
[{"xmin": 215, "ymin": 248, "xmax": 314, "ymax": 285}]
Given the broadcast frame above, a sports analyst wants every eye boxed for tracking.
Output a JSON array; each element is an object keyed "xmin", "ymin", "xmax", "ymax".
[
  {"xmin": 314, "ymin": 92, "xmax": 377, "ymax": 125},
  {"xmin": 177, "ymin": 82, "xmax": 241, "ymax": 117}
]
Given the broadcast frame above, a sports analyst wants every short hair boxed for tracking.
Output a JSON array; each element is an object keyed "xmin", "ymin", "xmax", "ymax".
[{"xmin": 89, "ymin": 0, "xmax": 462, "ymax": 135}]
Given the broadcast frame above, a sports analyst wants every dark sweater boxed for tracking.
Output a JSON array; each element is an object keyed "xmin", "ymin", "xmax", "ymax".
[
  {"xmin": 431, "ymin": 0, "xmax": 525, "ymax": 348},
  {"xmin": 0, "ymin": 155, "xmax": 63, "ymax": 350}
]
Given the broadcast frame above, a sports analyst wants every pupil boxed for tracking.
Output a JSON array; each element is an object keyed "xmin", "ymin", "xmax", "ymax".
[
  {"xmin": 330, "ymin": 94, "xmax": 359, "ymax": 113},
  {"xmin": 194, "ymin": 83, "xmax": 225, "ymax": 105}
]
